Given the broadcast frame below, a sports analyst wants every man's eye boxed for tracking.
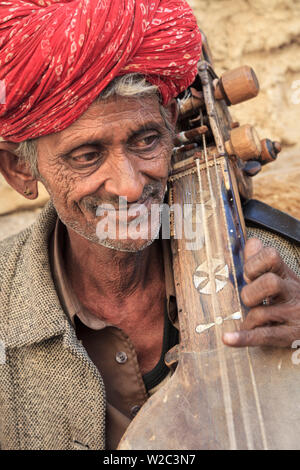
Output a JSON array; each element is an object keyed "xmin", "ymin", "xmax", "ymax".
[
  {"xmin": 68, "ymin": 152, "xmax": 101, "ymax": 168},
  {"xmin": 131, "ymin": 134, "xmax": 159, "ymax": 149}
]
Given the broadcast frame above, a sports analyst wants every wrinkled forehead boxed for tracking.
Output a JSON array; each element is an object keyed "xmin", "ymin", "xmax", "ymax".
[{"xmin": 37, "ymin": 94, "xmax": 167, "ymax": 154}]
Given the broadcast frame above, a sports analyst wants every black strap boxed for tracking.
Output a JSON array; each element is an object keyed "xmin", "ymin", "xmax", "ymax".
[
  {"xmin": 142, "ymin": 300, "xmax": 178, "ymax": 392},
  {"xmin": 243, "ymin": 199, "xmax": 300, "ymax": 245}
]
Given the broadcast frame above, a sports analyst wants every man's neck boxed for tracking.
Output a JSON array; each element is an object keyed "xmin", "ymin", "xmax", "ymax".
[
  {"xmin": 64, "ymin": 227, "xmax": 165, "ymax": 325},
  {"xmin": 63, "ymin": 227, "xmax": 167, "ymax": 374}
]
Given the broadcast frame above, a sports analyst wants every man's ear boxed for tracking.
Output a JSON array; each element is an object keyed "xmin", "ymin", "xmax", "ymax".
[
  {"xmin": 0, "ymin": 141, "xmax": 38, "ymax": 200},
  {"xmin": 165, "ymin": 99, "xmax": 179, "ymax": 128}
]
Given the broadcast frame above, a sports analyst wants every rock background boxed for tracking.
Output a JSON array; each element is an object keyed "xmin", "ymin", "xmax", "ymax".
[
  {"xmin": 0, "ymin": 0, "xmax": 300, "ymax": 240},
  {"xmin": 189, "ymin": 0, "xmax": 300, "ymax": 219},
  {"xmin": 189, "ymin": 0, "xmax": 300, "ymax": 146},
  {"xmin": 0, "ymin": 175, "xmax": 49, "ymax": 240}
]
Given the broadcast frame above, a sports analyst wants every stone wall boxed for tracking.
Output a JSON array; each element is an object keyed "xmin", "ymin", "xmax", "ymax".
[
  {"xmin": 188, "ymin": 0, "xmax": 300, "ymax": 219},
  {"xmin": 189, "ymin": 0, "xmax": 300, "ymax": 146}
]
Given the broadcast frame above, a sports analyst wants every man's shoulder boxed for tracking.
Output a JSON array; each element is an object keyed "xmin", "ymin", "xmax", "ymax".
[
  {"xmin": 0, "ymin": 204, "xmax": 53, "ymax": 274},
  {"xmin": 0, "ymin": 202, "xmax": 65, "ymax": 349},
  {"xmin": 0, "ymin": 200, "xmax": 57, "ymax": 279},
  {"xmin": 0, "ymin": 226, "xmax": 32, "ymax": 261},
  {"xmin": 0, "ymin": 228, "xmax": 32, "ymax": 343}
]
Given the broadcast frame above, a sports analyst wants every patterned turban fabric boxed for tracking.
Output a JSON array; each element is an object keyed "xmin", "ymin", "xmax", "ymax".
[{"xmin": 0, "ymin": 0, "xmax": 202, "ymax": 142}]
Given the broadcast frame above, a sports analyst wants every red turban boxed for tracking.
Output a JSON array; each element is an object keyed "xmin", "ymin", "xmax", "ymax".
[{"xmin": 0, "ymin": 0, "xmax": 202, "ymax": 142}]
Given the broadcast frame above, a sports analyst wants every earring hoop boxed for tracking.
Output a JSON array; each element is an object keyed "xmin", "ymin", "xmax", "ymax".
[{"xmin": 24, "ymin": 188, "xmax": 33, "ymax": 196}]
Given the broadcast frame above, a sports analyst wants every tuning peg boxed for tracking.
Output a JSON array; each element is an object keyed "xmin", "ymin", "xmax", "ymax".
[
  {"xmin": 174, "ymin": 125, "xmax": 209, "ymax": 146},
  {"xmin": 243, "ymin": 160, "xmax": 262, "ymax": 177},
  {"xmin": 178, "ymin": 88, "xmax": 204, "ymax": 119},
  {"xmin": 259, "ymin": 139, "xmax": 282, "ymax": 165},
  {"xmin": 230, "ymin": 122, "xmax": 240, "ymax": 129},
  {"xmin": 225, "ymin": 124, "xmax": 262, "ymax": 161},
  {"xmin": 214, "ymin": 66, "xmax": 260, "ymax": 105}
]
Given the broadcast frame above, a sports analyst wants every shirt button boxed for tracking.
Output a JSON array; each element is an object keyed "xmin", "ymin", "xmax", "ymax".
[
  {"xmin": 130, "ymin": 405, "xmax": 141, "ymax": 418},
  {"xmin": 115, "ymin": 351, "xmax": 128, "ymax": 364}
]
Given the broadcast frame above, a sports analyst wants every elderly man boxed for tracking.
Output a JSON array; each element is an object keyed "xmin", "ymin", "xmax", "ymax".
[{"xmin": 0, "ymin": 0, "xmax": 300, "ymax": 451}]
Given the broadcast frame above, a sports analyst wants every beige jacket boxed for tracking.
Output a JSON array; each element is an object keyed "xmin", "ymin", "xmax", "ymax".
[
  {"xmin": 0, "ymin": 202, "xmax": 106, "ymax": 450},
  {"xmin": 1, "ymin": 202, "xmax": 300, "ymax": 450}
]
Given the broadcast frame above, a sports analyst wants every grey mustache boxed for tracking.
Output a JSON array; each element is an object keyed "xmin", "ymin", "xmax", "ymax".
[{"xmin": 80, "ymin": 182, "xmax": 164, "ymax": 213}]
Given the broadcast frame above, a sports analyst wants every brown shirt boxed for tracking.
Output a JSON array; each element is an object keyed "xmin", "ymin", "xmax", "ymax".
[{"xmin": 49, "ymin": 218, "xmax": 178, "ymax": 449}]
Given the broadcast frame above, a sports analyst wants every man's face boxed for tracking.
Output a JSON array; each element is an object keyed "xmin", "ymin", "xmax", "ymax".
[{"xmin": 36, "ymin": 95, "xmax": 174, "ymax": 251}]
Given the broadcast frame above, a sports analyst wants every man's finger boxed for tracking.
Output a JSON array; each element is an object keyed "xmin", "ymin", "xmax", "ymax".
[
  {"xmin": 241, "ymin": 305, "xmax": 282, "ymax": 330},
  {"xmin": 240, "ymin": 301, "xmax": 299, "ymax": 330},
  {"xmin": 241, "ymin": 272, "xmax": 286, "ymax": 307},
  {"xmin": 244, "ymin": 242, "xmax": 286, "ymax": 283},
  {"xmin": 244, "ymin": 238, "xmax": 263, "ymax": 262},
  {"xmin": 223, "ymin": 325, "xmax": 293, "ymax": 348}
]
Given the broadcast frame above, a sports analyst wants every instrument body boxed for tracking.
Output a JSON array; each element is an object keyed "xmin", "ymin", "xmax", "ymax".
[{"xmin": 118, "ymin": 40, "xmax": 300, "ymax": 451}]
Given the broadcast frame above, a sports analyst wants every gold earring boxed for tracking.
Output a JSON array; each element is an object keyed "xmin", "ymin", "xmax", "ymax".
[{"xmin": 24, "ymin": 188, "xmax": 33, "ymax": 196}]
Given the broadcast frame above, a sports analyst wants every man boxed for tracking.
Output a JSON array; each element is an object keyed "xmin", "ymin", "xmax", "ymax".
[{"xmin": 0, "ymin": 0, "xmax": 300, "ymax": 450}]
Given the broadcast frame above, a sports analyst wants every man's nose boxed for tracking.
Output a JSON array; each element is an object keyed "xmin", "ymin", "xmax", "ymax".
[{"xmin": 103, "ymin": 156, "xmax": 145, "ymax": 203}]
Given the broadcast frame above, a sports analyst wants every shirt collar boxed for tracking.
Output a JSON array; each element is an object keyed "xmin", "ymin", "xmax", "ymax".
[
  {"xmin": 50, "ymin": 219, "xmax": 177, "ymax": 330},
  {"xmin": 50, "ymin": 217, "xmax": 109, "ymax": 330}
]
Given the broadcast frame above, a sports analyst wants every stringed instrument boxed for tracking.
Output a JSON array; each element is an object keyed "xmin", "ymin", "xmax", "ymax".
[{"xmin": 118, "ymin": 33, "xmax": 300, "ymax": 450}]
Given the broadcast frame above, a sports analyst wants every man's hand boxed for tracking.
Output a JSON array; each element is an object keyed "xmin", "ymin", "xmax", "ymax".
[{"xmin": 223, "ymin": 238, "xmax": 300, "ymax": 348}]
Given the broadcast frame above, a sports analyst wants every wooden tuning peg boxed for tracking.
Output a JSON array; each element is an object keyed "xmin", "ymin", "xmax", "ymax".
[
  {"xmin": 214, "ymin": 66, "xmax": 260, "ymax": 105},
  {"xmin": 225, "ymin": 124, "xmax": 262, "ymax": 161},
  {"xmin": 178, "ymin": 88, "xmax": 204, "ymax": 118},
  {"xmin": 259, "ymin": 139, "xmax": 282, "ymax": 165}
]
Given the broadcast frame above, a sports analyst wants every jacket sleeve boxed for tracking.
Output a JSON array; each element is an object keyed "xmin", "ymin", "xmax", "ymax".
[{"xmin": 246, "ymin": 225, "xmax": 300, "ymax": 278}]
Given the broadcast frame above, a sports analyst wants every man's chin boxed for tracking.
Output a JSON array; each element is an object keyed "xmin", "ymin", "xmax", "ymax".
[
  {"xmin": 95, "ymin": 236, "xmax": 158, "ymax": 253},
  {"xmin": 54, "ymin": 204, "xmax": 161, "ymax": 252}
]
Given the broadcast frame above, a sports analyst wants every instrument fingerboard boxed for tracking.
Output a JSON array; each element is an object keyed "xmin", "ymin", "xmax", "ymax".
[{"xmin": 169, "ymin": 154, "xmax": 247, "ymax": 354}]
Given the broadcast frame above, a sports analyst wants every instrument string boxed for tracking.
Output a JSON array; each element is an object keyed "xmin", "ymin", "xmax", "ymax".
[
  {"xmin": 210, "ymin": 134, "xmax": 268, "ymax": 449},
  {"xmin": 247, "ymin": 350, "xmax": 268, "ymax": 449},
  {"xmin": 199, "ymin": 72, "xmax": 267, "ymax": 448},
  {"xmin": 200, "ymin": 105, "xmax": 266, "ymax": 449},
  {"xmin": 212, "ymin": 151, "xmax": 255, "ymax": 449},
  {"xmin": 196, "ymin": 118, "xmax": 237, "ymax": 449},
  {"xmin": 200, "ymin": 110, "xmax": 227, "ymax": 277}
]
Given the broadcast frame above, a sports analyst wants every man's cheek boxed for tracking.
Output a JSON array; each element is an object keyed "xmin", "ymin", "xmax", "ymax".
[
  {"xmin": 52, "ymin": 172, "xmax": 82, "ymax": 204},
  {"xmin": 147, "ymin": 149, "xmax": 172, "ymax": 178},
  {"xmin": 49, "ymin": 184, "xmax": 78, "ymax": 213}
]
